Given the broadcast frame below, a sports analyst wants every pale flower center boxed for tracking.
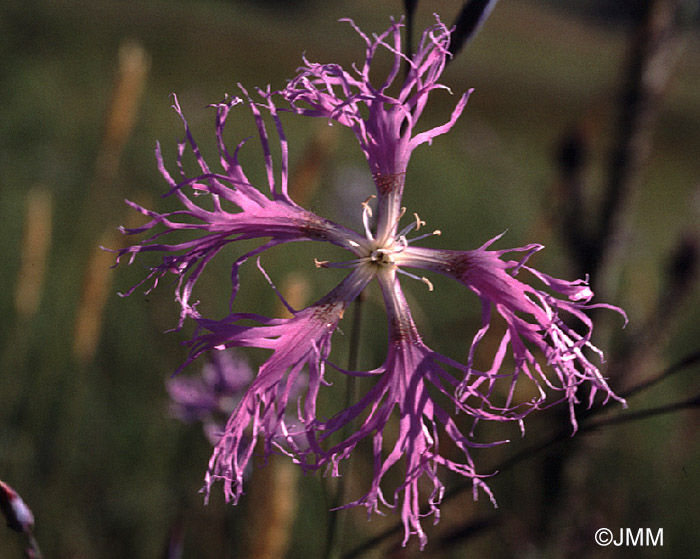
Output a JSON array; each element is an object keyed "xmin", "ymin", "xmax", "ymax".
[
  {"xmin": 314, "ymin": 197, "xmax": 440, "ymax": 291},
  {"xmin": 369, "ymin": 247, "xmax": 396, "ymax": 267}
]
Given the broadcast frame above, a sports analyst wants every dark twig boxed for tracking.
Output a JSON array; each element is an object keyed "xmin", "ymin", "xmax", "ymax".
[
  {"xmin": 403, "ymin": 0, "xmax": 418, "ymax": 63},
  {"xmin": 433, "ymin": 514, "xmax": 501, "ymax": 551},
  {"xmin": 552, "ymin": 124, "xmax": 595, "ymax": 272},
  {"xmin": 325, "ymin": 292, "xmax": 365, "ymax": 559},
  {"xmin": 341, "ymin": 518, "xmax": 402, "ymax": 559},
  {"xmin": 448, "ymin": 0, "xmax": 500, "ymax": 59},
  {"xmin": 609, "ymin": 233, "xmax": 699, "ymax": 391},
  {"xmin": 583, "ymin": 394, "xmax": 700, "ymax": 432},
  {"xmin": 590, "ymin": 0, "xmax": 684, "ymax": 292},
  {"xmin": 620, "ymin": 347, "xmax": 700, "ymax": 400}
]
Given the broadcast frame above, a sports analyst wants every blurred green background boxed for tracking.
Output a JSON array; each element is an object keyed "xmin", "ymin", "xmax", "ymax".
[{"xmin": 1, "ymin": 0, "xmax": 699, "ymax": 557}]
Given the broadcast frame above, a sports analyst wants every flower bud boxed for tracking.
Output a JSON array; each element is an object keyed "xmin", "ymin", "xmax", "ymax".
[{"xmin": 0, "ymin": 480, "xmax": 35, "ymax": 534}]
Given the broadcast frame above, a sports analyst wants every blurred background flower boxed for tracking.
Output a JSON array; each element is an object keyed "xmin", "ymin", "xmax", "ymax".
[{"xmin": 167, "ymin": 350, "xmax": 254, "ymax": 445}]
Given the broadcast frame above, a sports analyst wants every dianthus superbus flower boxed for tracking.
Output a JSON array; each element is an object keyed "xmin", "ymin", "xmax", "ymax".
[
  {"xmin": 398, "ymin": 234, "xmax": 628, "ymax": 431},
  {"xmin": 114, "ymin": 15, "xmax": 626, "ymax": 548}
]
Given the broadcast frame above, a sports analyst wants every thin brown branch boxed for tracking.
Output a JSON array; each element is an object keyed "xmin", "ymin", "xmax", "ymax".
[
  {"xmin": 620, "ymin": 347, "xmax": 700, "ymax": 400},
  {"xmin": 592, "ymin": 0, "xmax": 685, "ymax": 292},
  {"xmin": 325, "ymin": 293, "xmax": 366, "ymax": 559},
  {"xmin": 608, "ymin": 234, "xmax": 700, "ymax": 391},
  {"xmin": 583, "ymin": 394, "xmax": 700, "ymax": 432}
]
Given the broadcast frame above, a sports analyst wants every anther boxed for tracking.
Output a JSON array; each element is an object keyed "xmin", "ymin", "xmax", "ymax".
[
  {"xmin": 413, "ymin": 212, "xmax": 426, "ymax": 231},
  {"xmin": 396, "ymin": 267, "xmax": 435, "ymax": 292},
  {"xmin": 362, "ymin": 195, "xmax": 376, "ymax": 240},
  {"xmin": 361, "ymin": 195, "xmax": 376, "ymax": 217},
  {"xmin": 406, "ymin": 229, "xmax": 442, "ymax": 244},
  {"xmin": 314, "ymin": 258, "xmax": 329, "ymax": 268}
]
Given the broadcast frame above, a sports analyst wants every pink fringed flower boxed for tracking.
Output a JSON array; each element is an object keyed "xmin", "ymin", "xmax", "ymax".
[
  {"xmin": 282, "ymin": 17, "xmax": 470, "ymax": 246},
  {"xmin": 115, "ymin": 15, "xmax": 626, "ymax": 548},
  {"xmin": 302, "ymin": 271, "xmax": 513, "ymax": 547},
  {"xmin": 397, "ymin": 234, "xmax": 628, "ymax": 431},
  {"xmin": 115, "ymin": 90, "xmax": 365, "ymax": 326}
]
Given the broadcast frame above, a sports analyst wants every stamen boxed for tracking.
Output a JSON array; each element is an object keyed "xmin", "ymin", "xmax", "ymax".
[
  {"xmin": 406, "ymin": 229, "xmax": 442, "ymax": 244},
  {"xmin": 362, "ymin": 195, "xmax": 376, "ymax": 240},
  {"xmin": 397, "ymin": 222, "xmax": 417, "ymax": 239},
  {"xmin": 396, "ymin": 267, "xmax": 434, "ymax": 291},
  {"xmin": 396, "ymin": 211, "xmax": 430, "ymax": 240},
  {"xmin": 361, "ymin": 195, "xmax": 376, "ymax": 217},
  {"xmin": 413, "ymin": 212, "xmax": 426, "ymax": 231},
  {"xmin": 314, "ymin": 257, "xmax": 366, "ymax": 269},
  {"xmin": 395, "ymin": 236, "xmax": 408, "ymax": 252}
]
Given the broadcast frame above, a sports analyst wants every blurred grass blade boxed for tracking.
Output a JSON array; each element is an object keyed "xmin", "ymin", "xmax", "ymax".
[
  {"xmin": 288, "ymin": 123, "xmax": 337, "ymax": 206},
  {"xmin": 72, "ymin": 39, "xmax": 149, "ymax": 365},
  {"xmin": 14, "ymin": 188, "xmax": 53, "ymax": 319},
  {"xmin": 242, "ymin": 456, "xmax": 298, "ymax": 559},
  {"xmin": 94, "ymin": 39, "xmax": 150, "ymax": 186},
  {"xmin": 72, "ymin": 232, "xmax": 119, "ymax": 364}
]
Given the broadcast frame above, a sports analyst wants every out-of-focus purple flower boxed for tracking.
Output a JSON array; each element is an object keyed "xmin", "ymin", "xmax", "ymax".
[
  {"xmin": 0, "ymin": 480, "xmax": 34, "ymax": 535},
  {"xmin": 167, "ymin": 349, "xmax": 253, "ymax": 444},
  {"xmin": 115, "ymin": 15, "xmax": 626, "ymax": 548}
]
